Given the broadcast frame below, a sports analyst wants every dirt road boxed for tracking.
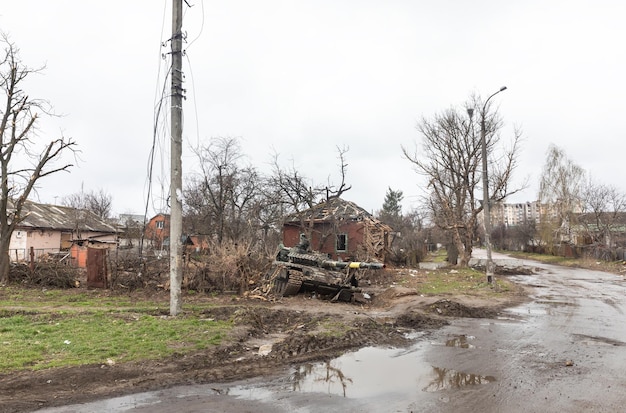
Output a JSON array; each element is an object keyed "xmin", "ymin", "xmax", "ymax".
[
  {"xmin": 33, "ymin": 260, "xmax": 626, "ymax": 413},
  {"xmin": 420, "ymin": 261, "xmax": 626, "ymax": 412},
  {"xmin": 1, "ymin": 266, "xmax": 516, "ymax": 413}
]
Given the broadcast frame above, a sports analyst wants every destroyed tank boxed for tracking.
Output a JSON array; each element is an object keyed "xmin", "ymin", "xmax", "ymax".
[{"xmin": 264, "ymin": 235, "xmax": 385, "ymax": 302}]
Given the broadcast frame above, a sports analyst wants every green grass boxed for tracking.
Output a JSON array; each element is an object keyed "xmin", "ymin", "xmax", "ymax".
[
  {"xmin": 506, "ymin": 251, "xmax": 626, "ymax": 275},
  {"xmin": 316, "ymin": 319, "xmax": 354, "ymax": 338},
  {"xmin": 430, "ymin": 249, "xmax": 449, "ymax": 263},
  {"xmin": 401, "ymin": 266, "xmax": 512, "ymax": 296},
  {"xmin": 0, "ymin": 287, "xmax": 233, "ymax": 373},
  {"xmin": 505, "ymin": 251, "xmax": 575, "ymax": 265},
  {"xmin": 0, "ymin": 286, "xmax": 165, "ymax": 311}
]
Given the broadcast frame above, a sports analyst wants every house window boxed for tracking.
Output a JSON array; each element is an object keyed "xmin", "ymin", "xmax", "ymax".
[
  {"xmin": 156, "ymin": 221, "xmax": 164, "ymax": 229},
  {"xmin": 336, "ymin": 234, "xmax": 348, "ymax": 252}
]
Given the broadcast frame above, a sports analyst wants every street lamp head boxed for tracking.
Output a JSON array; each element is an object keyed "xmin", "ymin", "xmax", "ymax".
[{"xmin": 500, "ymin": 86, "xmax": 507, "ymax": 92}]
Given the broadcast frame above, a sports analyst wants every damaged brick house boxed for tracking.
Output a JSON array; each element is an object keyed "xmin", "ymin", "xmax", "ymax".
[
  {"xmin": 144, "ymin": 213, "xmax": 205, "ymax": 252},
  {"xmin": 7, "ymin": 200, "xmax": 118, "ymax": 267},
  {"xmin": 144, "ymin": 213, "xmax": 170, "ymax": 250},
  {"xmin": 281, "ymin": 197, "xmax": 391, "ymax": 262}
]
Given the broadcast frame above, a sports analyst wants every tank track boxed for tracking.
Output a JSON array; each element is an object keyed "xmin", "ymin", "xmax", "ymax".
[
  {"xmin": 281, "ymin": 271, "xmax": 304, "ymax": 296},
  {"xmin": 270, "ymin": 268, "xmax": 304, "ymax": 297}
]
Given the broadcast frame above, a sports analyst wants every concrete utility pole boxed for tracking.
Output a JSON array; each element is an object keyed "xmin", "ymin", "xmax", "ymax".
[
  {"xmin": 170, "ymin": 0, "xmax": 184, "ymax": 316},
  {"xmin": 479, "ymin": 86, "xmax": 507, "ymax": 284}
]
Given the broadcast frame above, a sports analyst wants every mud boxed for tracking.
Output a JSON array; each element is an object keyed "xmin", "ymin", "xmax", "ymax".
[{"xmin": 0, "ymin": 284, "xmax": 523, "ymax": 413}]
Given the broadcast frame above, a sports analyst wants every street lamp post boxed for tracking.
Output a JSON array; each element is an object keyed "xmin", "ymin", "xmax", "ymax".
[{"xmin": 478, "ymin": 86, "xmax": 507, "ymax": 284}]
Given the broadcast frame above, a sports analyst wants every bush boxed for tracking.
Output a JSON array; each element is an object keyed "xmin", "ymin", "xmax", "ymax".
[{"xmin": 186, "ymin": 241, "xmax": 270, "ymax": 293}]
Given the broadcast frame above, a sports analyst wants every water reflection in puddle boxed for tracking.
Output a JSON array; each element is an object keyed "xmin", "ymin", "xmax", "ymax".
[
  {"xmin": 445, "ymin": 334, "xmax": 475, "ymax": 348},
  {"xmin": 39, "ymin": 341, "xmax": 496, "ymax": 412},
  {"xmin": 230, "ymin": 342, "xmax": 495, "ymax": 402}
]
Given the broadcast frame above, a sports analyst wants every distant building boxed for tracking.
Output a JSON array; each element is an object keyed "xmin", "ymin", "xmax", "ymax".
[
  {"xmin": 116, "ymin": 213, "xmax": 145, "ymax": 249},
  {"xmin": 487, "ymin": 200, "xmax": 574, "ymax": 227},
  {"xmin": 116, "ymin": 213, "xmax": 145, "ymax": 227},
  {"xmin": 144, "ymin": 213, "xmax": 170, "ymax": 250},
  {"xmin": 490, "ymin": 201, "xmax": 544, "ymax": 226}
]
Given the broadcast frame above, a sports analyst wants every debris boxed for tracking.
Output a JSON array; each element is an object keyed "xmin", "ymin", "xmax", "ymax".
[
  {"xmin": 244, "ymin": 292, "xmax": 268, "ymax": 301},
  {"xmin": 258, "ymin": 344, "xmax": 272, "ymax": 356}
]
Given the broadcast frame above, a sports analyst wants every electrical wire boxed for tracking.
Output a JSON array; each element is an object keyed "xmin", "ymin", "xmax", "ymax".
[
  {"xmin": 184, "ymin": 0, "xmax": 205, "ymax": 51},
  {"xmin": 140, "ymin": 0, "xmax": 170, "ymax": 256},
  {"xmin": 141, "ymin": 0, "xmax": 203, "ymax": 255}
]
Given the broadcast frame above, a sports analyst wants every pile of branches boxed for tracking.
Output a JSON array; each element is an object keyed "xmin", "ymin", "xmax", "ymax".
[
  {"xmin": 109, "ymin": 255, "xmax": 169, "ymax": 291},
  {"xmin": 9, "ymin": 262, "xmax": 79, "ymax": 288},
  {"xmin": 186, "ymin": 241, "xmax": 270, "ymax": 294}
]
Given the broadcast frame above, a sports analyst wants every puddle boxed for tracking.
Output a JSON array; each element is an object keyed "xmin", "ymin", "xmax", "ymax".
[
  {"xmin": 422, "ymin": 367, "xmax": 496, "ymax": 392},
  {"xmin": 445, "ymin": 334, "xmax": 475, "ymax": 348},
  {"xmin": 229, "ymin": 343, "xmax": 495, "ymax": 402},
  {"xmin": 535, "ymin": 300, "xmax": 577, "ymax": 307},
  {"xmin": 506, "ymin": 303, "xmax": 549, "ymax": 316},
  {"xmin": 38, "ymin": 342, "xmax": 495, "ymax": 412}
]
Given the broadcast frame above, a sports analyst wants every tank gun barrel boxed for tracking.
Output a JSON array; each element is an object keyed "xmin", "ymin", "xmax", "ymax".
[
  {"xmin": 347, "ymin": 262, "xmax": 385, "ymax": 269},
  {"xmin": 320, "ymin": 260, "xmax": 349, "ymax": 269},
  {"xmin": 320, "ymin": 260, "xmax": 385, "ymax": 270}
]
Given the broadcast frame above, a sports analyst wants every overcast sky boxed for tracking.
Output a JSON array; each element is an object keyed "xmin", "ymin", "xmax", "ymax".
[{"xmin": 1, "ymin": 1, "xmax": 625, "ymax": 218}]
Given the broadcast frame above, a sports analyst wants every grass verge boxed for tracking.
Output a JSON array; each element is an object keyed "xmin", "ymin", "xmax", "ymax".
[
  {"xmin": 0, "ymin": 287, "xmax": 231, "ymax": 373},
  {"xmin": 398, "ymin": 266, "xmax": 514, "ymax": 297}
]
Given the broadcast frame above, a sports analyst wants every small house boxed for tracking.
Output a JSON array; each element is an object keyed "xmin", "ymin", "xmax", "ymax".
[
  {"xmin": 281, "ymin": 197, "xmax": 391, "ymax": 262},
  {"xmin": 8, "ymin": 200, "xmax": 118, "ymax": 266}
]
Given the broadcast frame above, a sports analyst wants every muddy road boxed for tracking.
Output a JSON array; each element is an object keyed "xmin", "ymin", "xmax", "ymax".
[
  {"xmin": 37, "ymin": 260, "xmax": 626, "ymax": 413},
  {"xmin": 419, "ymin": 261, "xmax": 626, "ymax": 412}
]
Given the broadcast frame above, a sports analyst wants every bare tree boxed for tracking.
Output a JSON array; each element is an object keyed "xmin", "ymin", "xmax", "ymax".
[
  {"xmin": 0, "ymin": 36, "xmax": 77, "ymax": 282},
  {"xmin": 267, "ymin": 151, "xmax": 321, "ymax": 215},
  {"xmin": 86, "ymin": 188, "xmax": 112, "ymax": 219},
  {"xmin": 63, "ymin": 186, "xmax": 112, "ymax": 218},
  {"xmin": 402, "ymin": 94, "xmax": 523, "ymax": 267},
  {"xmin": 184, "ymin": 137, "xmax": 262, "ymax": 245},
  {"xmin": 264, "ymin": 152, "xmax": 322, "ymax": 246},
  {"xmin": 267, "ymin": 146, "xmax": 353, "ymax": 246},
  {"xmin": 61, "ymin": 186, "xmax": 112, "ymax": 241},
  {"xmin": 324, "ymin": 145, "xmax": 352, "ymax": 200},
  {"xmin": 578, "ymin": 179, "xmax": 626, "ymax": 251},
  {"xmin": 538, "ymin": 145, "xmax": 586, "ymax": 247}
]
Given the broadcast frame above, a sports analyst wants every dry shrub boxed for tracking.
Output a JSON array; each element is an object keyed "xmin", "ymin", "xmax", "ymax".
[
  {"xmin": 186, "ymin": 241, "xmax": 270, "ymax": 293},
  {"xmin": 9, "ymin": 262, "xmax": 79, "ymax": 288},
  {"xmin": 110, "ymin": 255, "xmax": 169, "ymax": 291}
]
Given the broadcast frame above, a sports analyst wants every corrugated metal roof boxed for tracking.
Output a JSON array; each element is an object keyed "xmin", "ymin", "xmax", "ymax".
[{"xmin": 9, "ymin": 199, "xmax": 118, "ymax": 234}]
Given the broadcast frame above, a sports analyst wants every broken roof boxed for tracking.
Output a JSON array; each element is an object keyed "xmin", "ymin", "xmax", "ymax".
[
  {"xmin": 284, "ymin": 197, "xmax": 390, "ymax": 229},
  {"xmin": 9, "ymin": 200, "xmax": 118, "ymax": 234}
]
